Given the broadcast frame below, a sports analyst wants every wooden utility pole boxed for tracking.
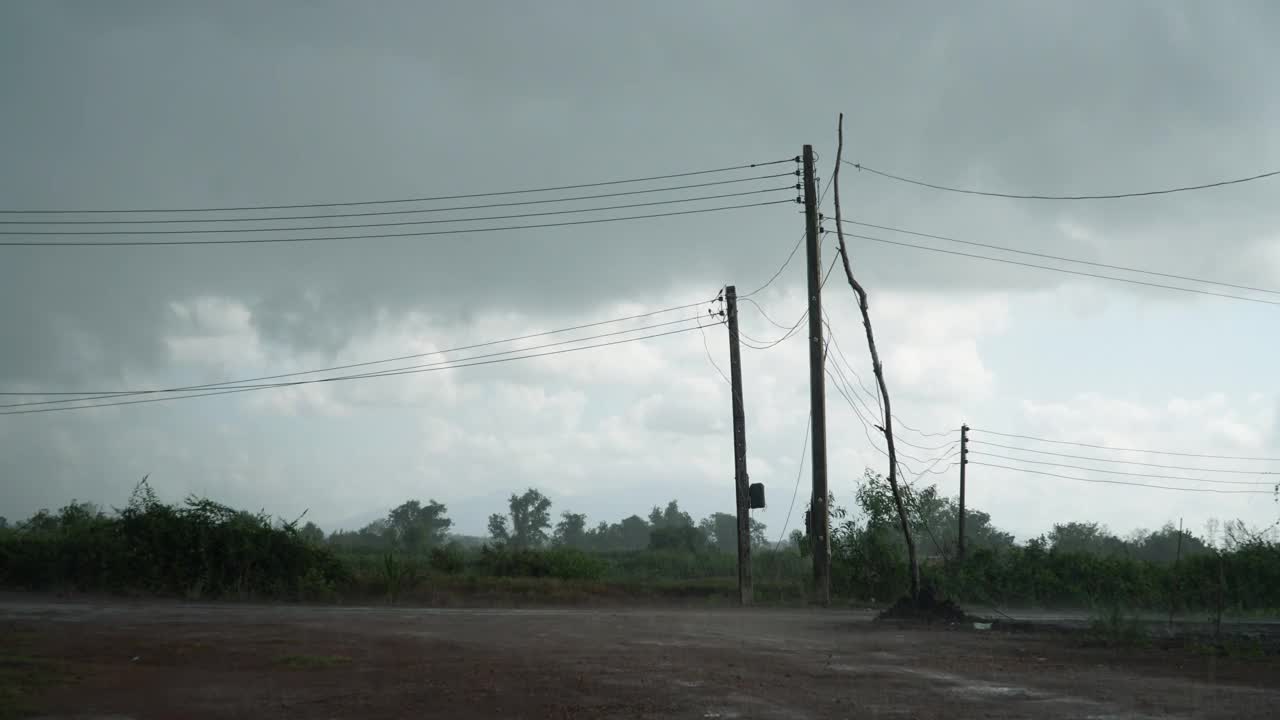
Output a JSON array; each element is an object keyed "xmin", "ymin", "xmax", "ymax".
[
  {"xmin": 725, "ymin": 285, "xmax": 752, "ymax": 606},
  {"xmin": 958, "ymin": 424, "xmax": 969, "ymax": 561},
  {"xmin": 802, "ymin": 144, "xmax": 830, "ymax": 605}
]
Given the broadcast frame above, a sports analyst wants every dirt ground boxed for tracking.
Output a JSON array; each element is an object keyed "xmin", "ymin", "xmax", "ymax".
[{"xmin": 2, "ymin": 597, "xmax": 1278, "ymax": 719}]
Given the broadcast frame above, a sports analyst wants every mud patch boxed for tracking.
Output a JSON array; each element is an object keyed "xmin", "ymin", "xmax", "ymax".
[{"xmin": 876, "ymin": 586, "xmax": 970, "ymax": 624}]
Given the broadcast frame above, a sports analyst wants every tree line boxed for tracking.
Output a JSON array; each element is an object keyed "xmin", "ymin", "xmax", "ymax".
[
  {"xmin": 2, "ymin": 473, "xmax": 1276, "ymax": 612},
  {"xmin": 326, "ymin": 487, "xmax": 767, "ymax": 556}
]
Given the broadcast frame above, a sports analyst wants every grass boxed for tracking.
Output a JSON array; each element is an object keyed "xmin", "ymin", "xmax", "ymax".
[
  {"xmin": 1087, "ymin": 606, "xmax": 1150, "ymax": 648},
  {"xmin": 274, "ymin": 653, "xmax": 352, "ymax": 671}
]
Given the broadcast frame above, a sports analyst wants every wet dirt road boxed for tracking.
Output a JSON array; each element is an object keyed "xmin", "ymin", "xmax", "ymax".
[{"xmin": 4, "ymin": 598, "xmax": 1276, "ymax": 719}]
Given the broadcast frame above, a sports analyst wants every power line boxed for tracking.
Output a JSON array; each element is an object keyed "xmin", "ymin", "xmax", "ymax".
[
  {"xmin": 2, "ymin": 159, "xmax": 797, "ymax": 214},
  {"xmin": 969, "ymin": 451, "xmax": 1275, "ymax": 487},
  {"xmin": 894, "ymin": 435, "xmax": 958, "ymax": 453},
  {"xmin": 822, "ymin": 343, "xmax": 953, "ymax": 469},
  {"xmin": 843, "ymin": 231, "xmax": 1280, "ymax": 308},
  {"xmin": 892, "ymin": 417, "xmax": 953, "ymax": 439},
  {"xmin": 3, "ymin": 186, "xmax": 793, "ymax": 236},
  {"xmin": 740, "ymin": 172, "xmax": 831, "ymax": 298},
  {"xmin": 970, "ymin": 428, "xmax": 1280, "ymax": 462},
  {"xmin": 774, "ymin": 413, "xmax": 812, "ymax": 551},
  {"xmin": 4, "ymin": 314, "xmax": 710, "ymax": 410},
  {"xmin": 821, "ymin": 313, "xmax": 882, "ymax": 417},
  {"xmin": 971, "ymin": 461, "xmax": 1275, "ymax": 495},
  {"xmin": 1, "ymin": 322, "xmax": 718, "ymax": 417},
  {"xmin": 739, "ymin": 254, "xmax": 839, "ymax": 350},
  {"xmin": 971, "ymin": 440, "xmax": 1280, "ymax": 475},
  {"xmin": 1, "ymin": 298, "xmax": 718, "ymax": 402},
  {"xmin": 1, "ymin": 200, "xmax": 791, "ymax": 248},
  {"xmin": 699, "ymin": 295, "xmax": 731, "ymax": 386},
  {"xmin": 840, "ymin": 219, "xmax": 1280, "ymax": 297},
  {"xmin": 825, "ymin": 364, "xmax": 953, "ymax": 474},
  {"xmin": 0, "ymin": 172, "xmax": 797, "ymax": 225},
  {"xmin": 739, "ymin": 297, "xmax": 793, "ymax": 331},
  {"xmin": 845, "ymin": 161, "xmax": 1280, "ymax": 201},
  {"xmin": 822, "ymin": 313, "xmax": 955, "ymax": 442}
]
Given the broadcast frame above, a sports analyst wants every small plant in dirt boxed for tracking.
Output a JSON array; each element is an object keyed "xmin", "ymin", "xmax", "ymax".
[
  {"xmin": 382, "ymin": 553, "xmax": 418, "ymax": 604},
  {"xmin": 1088, "ymin": 605, "xmax": 1149, "ymax": 648}
]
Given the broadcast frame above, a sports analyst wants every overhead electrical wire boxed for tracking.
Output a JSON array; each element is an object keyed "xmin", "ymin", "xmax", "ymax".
[
  {"xmin": 971, "ymin": 462, "xmax": 1275, "ymax": 495},
  {"xmin": 740, "ymin": 171, "xmax": 831, "ymax": 299},
  {"xmin": 970, "ymin": 428, "xmax": 1280, "ymax": 463},
  {"xmin": 774, "ymin": 413, "xmax": 812, "ymax": 552},
  {"xmin": 1, "ymin": 321, "xmax": 721, "ymax": 417},
  {"xmin": 841, "ymin": 231, "xmax": 1280, "ymax": 308},
  {"xmin": 844, "ymin": 161, "xmax": 1280, "ymax": 201},
  {"xmin": 839, "ymin": 219, "xmax": 1280, "ymax": 297},
  {"xmin": 698, "ymin": 291, "xmax": 732, "ymax": 386},
  {"xmin": 0, "ymin": 172, "xmax": 797, "ymax": 225},
  {"xmin": 970, "ymin": 440, "xmax": 1279, "ymax": 475},
  {"xmin": 2, "ymin": 186, "xmax": 793, "ymax": 236},
  {"xmin": 739, "ymin": 297, "xmax": 793, "ymax": 331},
  {"xmin": 1, "ymin": 159, "xmax": 797, "ymax": 214},
  {"xmin": 969, "ymin": 451, "xmax": 1275, "ymax": 487},
  {"xmin": 738, "ymin": 254, "xmax": 838, "ymax": 351},
  {"xmin": 821, "ymin": 313, "xmax": 882, "ymax": 416},
  {"xmin": 1, "ymin": 297, "xmax": 720, "ymax": 402},
  {"xmin": 1, "ymin": 314, "xmax": 708, "ymax": 410},
  {"xmin": 822, "ymin": 312, "xmax": 955, "ymax": 442},
  {"xmin": 0, "ymin": 199, "xmax": 791, "ymax": 248},
  {"xmin": 824, "ymin": 364, "xmax": 955, "ymax": 474}
]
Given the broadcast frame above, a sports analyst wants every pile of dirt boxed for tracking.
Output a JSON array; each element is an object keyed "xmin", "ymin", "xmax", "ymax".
[{"xmin": 876, "ymin": 586, "xmax": 970, "ymax": 624}]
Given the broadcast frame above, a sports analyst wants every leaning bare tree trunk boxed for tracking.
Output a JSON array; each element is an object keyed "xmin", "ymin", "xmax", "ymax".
[{"xmin": 832, "ymin": 113, "xmax": 920, "ymax": 602}]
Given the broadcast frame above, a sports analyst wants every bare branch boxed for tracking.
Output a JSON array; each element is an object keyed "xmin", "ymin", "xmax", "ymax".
[{"xmin": 832, "ymin": 112, "xmax": 920, "ymax": 601}]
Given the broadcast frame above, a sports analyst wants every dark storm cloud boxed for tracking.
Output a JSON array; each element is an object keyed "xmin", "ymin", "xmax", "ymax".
[{"xmin": 2, "ymin": 0, "xmax": 1277, "ymax": 385}]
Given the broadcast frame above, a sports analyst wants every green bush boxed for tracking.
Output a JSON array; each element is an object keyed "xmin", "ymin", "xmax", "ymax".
[
  {"xmin": 0, "ymin": 484, "xmax": 348, "ymax": 601},
  {"xmin": 429, "ymin": 543, "xmax": 466, "ymax": 575}
]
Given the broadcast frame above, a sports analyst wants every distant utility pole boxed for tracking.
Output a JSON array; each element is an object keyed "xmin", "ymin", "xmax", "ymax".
[
  {"xmin": 725, "ymin": 285, "xmax": 752, "ymax": 606},
  {"xmin": 802, "ymin": 144, "xmax": 830, "ymax": 606},
  {"xmin": 958, "ymin": 424, "xmax": 969, "ymax": 560}
]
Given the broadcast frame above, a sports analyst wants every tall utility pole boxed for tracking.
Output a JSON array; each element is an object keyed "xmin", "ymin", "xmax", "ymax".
[
  {"xmin": 802, "ymin": 144, "xmax": 830, "ymax": 605},
  {"xmin": 958, "ymin": 424, "xmax": 970, "ymax": 560},
  {"xmin": 725, "ymin": 285, "xmax": 752, "ymax": 606}
]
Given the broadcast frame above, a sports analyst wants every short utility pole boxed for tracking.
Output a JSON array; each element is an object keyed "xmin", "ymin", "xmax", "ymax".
[{"xmin": 958, "ymin": 424, "xmax": 970, "ymax": 560}]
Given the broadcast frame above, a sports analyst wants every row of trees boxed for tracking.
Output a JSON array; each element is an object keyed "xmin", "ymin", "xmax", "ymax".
[
  {"xmin": 324, "ymin": 488, "xmax": 767, "ymax": 556},
  {"xmin": 3, "ymin": 475, "xmax": 1276, "ymax": 609},
  {"xmin": 822, "ymin": 470, "xmax": 1264, "ymax": 565}
]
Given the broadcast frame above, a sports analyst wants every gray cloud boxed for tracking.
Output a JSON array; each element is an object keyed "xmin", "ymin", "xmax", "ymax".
[{"xmin": 2, "ymin": 1, "xmax": 1278, "ymax": 536}]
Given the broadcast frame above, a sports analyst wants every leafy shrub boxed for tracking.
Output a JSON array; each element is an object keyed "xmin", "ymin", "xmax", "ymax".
[{"xmin": 429, "ymin": 543, "xmax": 466, "ymax": 575}]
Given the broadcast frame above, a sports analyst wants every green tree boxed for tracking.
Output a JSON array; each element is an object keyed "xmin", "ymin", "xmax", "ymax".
[
  {"xmin": 489, "ymin": 488, "xmax": 553, "ymax": 549},
  {"xmin": 487, "ymin": 513, "xmax": 510, "ymax": 544},
  {"xmin": 649, "ymin": 525, "xmax": 707, "ymax": 553},
  {"xmin": 1048, "ymin": 521, "xmax": 1127, "ymax": 556},
  {"xmin": 1130, "ymin": 522, "xmax": 1209, "ymax": 563},
  {"xmin": 298, "ymin": 521, "xmax": 325, "ymax": 545},
  {"xmin": 581, "ymin": 514, "xmax": 651, "ymax": 551},
  {"xmin": 648, "ymin": 500, "xmax": 695, "ymax": 530},
  {"xmin": 699, "ymin": 512, "xmax": 769, "ymax": 553},
  {"xmin": 386, "ymin": 499, "xmax": 452, "ymax": 552},
  {"xmin": 553, "ymin": 511, "xmax": 588, "ymax": 548}
]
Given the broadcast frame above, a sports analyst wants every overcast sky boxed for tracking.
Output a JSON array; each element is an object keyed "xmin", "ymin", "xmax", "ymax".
[{"xmin": 2, "ymin": 1, "xmax": 1278, "ymax": 543}]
